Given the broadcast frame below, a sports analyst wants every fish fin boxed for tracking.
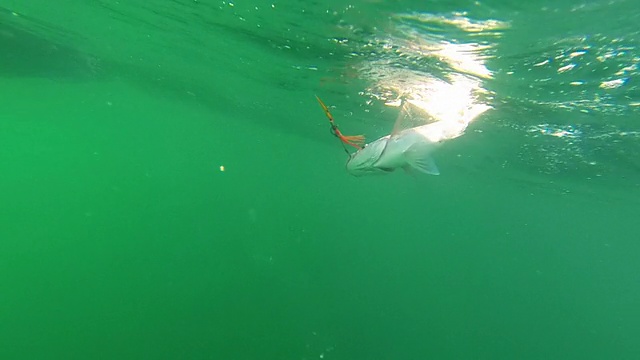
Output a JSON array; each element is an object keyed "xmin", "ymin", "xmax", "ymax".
[
  {"xmin": 402, "ymin": 165, "xmax": 418, "ymax": 177},
  {"xmin": 403, "ymin": 149, "xmax": 440, "ymax": 175},
  {"xmin": 390, "ymin": 100, "xmax": 438, "ymax": 138}
]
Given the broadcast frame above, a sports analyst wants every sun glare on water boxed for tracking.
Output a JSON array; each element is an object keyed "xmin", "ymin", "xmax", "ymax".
[{"xmin": 360, "ymin": 13, "xmax": 502, "ymax": 133}]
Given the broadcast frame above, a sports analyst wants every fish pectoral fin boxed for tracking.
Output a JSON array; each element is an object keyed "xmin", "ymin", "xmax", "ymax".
[
  {"xmin": 403, "ymin": 148, "xmax": 440, "ymax": 175},
  {"xmin": 412, "ymin": 156, "xmax": 440, "ymax": 175}
]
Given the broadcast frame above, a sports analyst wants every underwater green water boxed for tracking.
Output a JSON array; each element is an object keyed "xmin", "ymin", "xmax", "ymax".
[{"xmin": 1, "ymin": 0, "xmax": 639, "ymax": 359}]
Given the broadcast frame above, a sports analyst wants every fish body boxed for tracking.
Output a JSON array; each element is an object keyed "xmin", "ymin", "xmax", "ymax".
[{"xmin": 346, "ymin": 119, "xmax": 466, "ymax": 176}]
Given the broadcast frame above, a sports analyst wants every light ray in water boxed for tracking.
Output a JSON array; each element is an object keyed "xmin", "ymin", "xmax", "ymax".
[{"xmin": 360, "ymin": 13, "xmax": 501, "ymax": 133}]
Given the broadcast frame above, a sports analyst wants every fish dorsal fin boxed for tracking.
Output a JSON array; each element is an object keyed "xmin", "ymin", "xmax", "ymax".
[{"xmin": 390, "ymin": 99, "xmax": 439, "ymax": 138}]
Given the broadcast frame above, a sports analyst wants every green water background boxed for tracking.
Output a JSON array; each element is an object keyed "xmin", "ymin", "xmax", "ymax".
[{"xmin": 1, "ymin": 0, "xmax": 639, "ymax": 359}]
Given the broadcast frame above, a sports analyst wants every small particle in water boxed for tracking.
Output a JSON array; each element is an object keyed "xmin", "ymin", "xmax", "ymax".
[
  {"xmin": 557, "ymin": 63, "xmax": 575, "ymax": 73},
  {"xmin": 219, "ymin": 165, "xmax": 225, "ymax": 172},
  {"xmin": 533, "ymin": 59, "xmax": 549, "ymax": 67},
  {"xmin": 599, "ymin": 78, "xmax": 626, "ymax": 89}
]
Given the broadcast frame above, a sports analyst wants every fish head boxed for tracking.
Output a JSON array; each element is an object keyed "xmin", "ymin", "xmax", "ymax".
[{"xmin": 345, "ymin": 136, "xmax": 391, "ymax": 176}]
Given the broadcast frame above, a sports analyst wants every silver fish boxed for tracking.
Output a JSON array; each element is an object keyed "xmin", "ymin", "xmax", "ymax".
[{"xmin": 345, "ymin": 117, "xmax": 467, "ymax": 176}]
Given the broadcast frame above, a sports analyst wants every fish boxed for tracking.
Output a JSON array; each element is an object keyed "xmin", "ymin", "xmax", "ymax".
[
  {"xmin": 345, "ymin": 113, "xmax": 468, "ymax": 176},
  {"xmin": 316, "ymin": 96, "xmax": 469, "ymax": 176}
]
